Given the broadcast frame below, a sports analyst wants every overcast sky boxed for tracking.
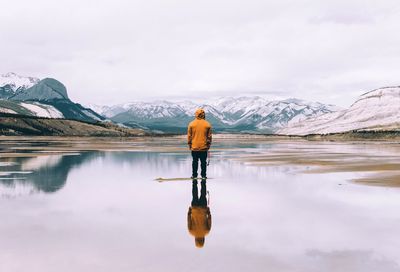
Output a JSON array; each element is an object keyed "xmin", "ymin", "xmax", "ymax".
[{"xmin": 1, "ymin": 0, "xmax": 400, "ymax": 106}]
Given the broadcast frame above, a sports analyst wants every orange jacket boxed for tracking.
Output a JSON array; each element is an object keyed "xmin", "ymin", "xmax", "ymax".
[{"xmin": 187, "ymin": 109, "xmax": 212, "ymax": 151}]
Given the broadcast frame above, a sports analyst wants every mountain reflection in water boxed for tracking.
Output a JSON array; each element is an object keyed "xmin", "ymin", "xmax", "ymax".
[
  {"xmin": 0, "ymin": 152, "xmax": 99, "ymax": 193},
  {"xmin": 0, "ymin": 151, "xmax": 188, "ymax": 195}
]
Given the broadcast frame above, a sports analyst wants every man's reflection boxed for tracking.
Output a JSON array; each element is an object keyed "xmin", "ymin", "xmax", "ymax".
[{"xmin": 187, "ymin": 179, "xmax": 212, "ymax": 248}]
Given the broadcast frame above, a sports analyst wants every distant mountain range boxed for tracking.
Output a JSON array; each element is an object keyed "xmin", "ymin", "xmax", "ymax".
[
  {"xmin": 1, "ymin": 72, "xmax": 399, "ymax": 135},
  {"xmin": 0, "ymin": 73, "xmax": 103, "ymax": 123},
  {"xmin": 90, "ymin": 97, "xmax": 339, "ymax": 133}
]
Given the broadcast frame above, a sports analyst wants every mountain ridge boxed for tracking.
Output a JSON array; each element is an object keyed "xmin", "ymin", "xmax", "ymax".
[
  {"xmin": 278, "ymin": 86, "xmax": 400, "ymax": 135},
  {"xmin": 90, "ymin": 96, "xmax": 339, "ymax": 133}
]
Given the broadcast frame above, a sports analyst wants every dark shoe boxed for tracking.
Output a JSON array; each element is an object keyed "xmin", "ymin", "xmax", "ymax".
[
  {"xmin": 191, "ymin": 175, "xmax": 198, "ymax": 179},
  {"xmin": 201, "ymin": 176, "xmax": 207, "ymax": 180}
]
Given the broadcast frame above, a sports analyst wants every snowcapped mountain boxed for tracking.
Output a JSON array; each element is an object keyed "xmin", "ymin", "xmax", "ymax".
[
  {"xmin": 10, "ymin": 78, "xmax": 69, "ymax": 101},
  {"xmin": 0, "ymin": 72, "xmax": 40, "ymax": 99},
  {"xmin": 1, "ymin": 75, "xmax": 104, "ymax": 122},
  {"xmin": 278, "ymin": 86, "xmax": 400, "ymax": 135},
  {"xmin": 0, "ymin": 72, "xmax": 39, "ymax": 90},
  {"xmin": 212, "ymin": 97, "xmax": 339, "ymax": 130},
  {"xmin": 92, "ymin": 97, "xmax": 338, "ymax": 133}
]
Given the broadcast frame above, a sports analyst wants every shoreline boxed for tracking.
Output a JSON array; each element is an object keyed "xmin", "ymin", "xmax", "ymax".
[{"xmin": 2, "ymin": 131, "xmax": 400, "ymax": 141}]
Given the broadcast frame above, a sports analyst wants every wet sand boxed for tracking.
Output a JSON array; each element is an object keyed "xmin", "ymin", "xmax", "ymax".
[{"xmin": 229, "ymin": 140, "xmax": 400, "ymax": 186}]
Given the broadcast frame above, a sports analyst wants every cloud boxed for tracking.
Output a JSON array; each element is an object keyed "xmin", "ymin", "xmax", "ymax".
[{"xmin": 1, "ymin": 0, "xmax": 399, "ymax": 106}]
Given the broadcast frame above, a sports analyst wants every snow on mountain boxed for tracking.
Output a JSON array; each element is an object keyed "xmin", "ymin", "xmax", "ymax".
[
  {"xmin": 80, "ymin": 109, "xmax": 103, "ymax": 121},
  {"xmin": 92, "ymin": 96, "xmax": 337, "ymax": 133},
  {"xmin": 0, "ymin": 99, "xmax": 64, "ymax": 118},
  {"xmin": 0, "ymin": 72, "xmax": 39, "ymax": 92},
  {"xmin": 120, "ymin": 100, "xmax": 187, "ymax": 119},
  {"xmin": 211, "ymin": 96, "xmax": 268, "ymax": 115},
  {"xmin": 0, "ymin": 107, "xmax": 17, "ymax": 114},
  {"xmin": 86, "ymin": 104, "xmax": 115, "ymax": 118},
  {"xmin": 20, "ymin": 102, "xmax": 64, "ymax": 118},
  {"xmin": 278, "ymin": 87, "xmax": 400, "ymax": 135},
  {"xmin": 208, "ymin": 96, "xmax": 338, "ymax": 130},
  {"xmin": 88, "ymin": 102, "xmax": 157, "ymax": 118}
]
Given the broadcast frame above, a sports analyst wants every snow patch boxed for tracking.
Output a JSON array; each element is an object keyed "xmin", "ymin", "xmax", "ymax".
[
  {"xmin": 82, "ymin": 110, "xmax": 102, "ymax": 121},
  {"xmin": 20, "ymin": 102, "xmax": 64, "ymax": 118},
  {"xmin": 0, "ymin": 107, "xmax": 17, "ymax": 114}
]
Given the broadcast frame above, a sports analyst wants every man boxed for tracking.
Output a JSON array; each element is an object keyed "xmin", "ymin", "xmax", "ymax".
[
  {"xmin": 187, "ymin": 108, "xmax": 212, "ymax": 179},
  {"xmin": 187, "ymin": 179, "xmax": 211, "ymax": 248}
]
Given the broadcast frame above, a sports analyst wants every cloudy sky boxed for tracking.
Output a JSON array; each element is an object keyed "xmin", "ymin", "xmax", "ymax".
[{"xmin": 1, "ymin": 0, "xmax": 400, "ymax": 106}]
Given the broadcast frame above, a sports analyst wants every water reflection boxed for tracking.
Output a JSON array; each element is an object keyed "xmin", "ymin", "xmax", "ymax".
[
  {"xmin": 188, "ymin": 179, "xmax": 212, "ymax": 248},
  {"xmin": 0, "ymin": 151, "xmax": 191, "ymax": 196},
  {"xmin": 0, "ymin": 152, "xmax": 99, "ymax": 194}
]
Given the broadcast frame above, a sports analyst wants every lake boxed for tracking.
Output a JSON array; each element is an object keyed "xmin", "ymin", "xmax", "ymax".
[{"xmin": 1, "ymin": 136, "xmax": 400, "ymax": 272}]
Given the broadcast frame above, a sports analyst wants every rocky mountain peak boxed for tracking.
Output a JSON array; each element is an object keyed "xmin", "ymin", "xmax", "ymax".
[{"xmin": 10, "ymin": 78, "xmax": 69, "ymax": 102}]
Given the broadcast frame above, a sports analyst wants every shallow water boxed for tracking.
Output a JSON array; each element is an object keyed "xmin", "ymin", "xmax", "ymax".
[{"xmin": 1, "ymin": 137, "xmax": 400, "ymax": 272}]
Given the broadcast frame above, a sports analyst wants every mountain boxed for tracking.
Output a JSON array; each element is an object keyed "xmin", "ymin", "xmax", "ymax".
[
  {"xmin": 1, "ymin": 75, "xmax": 104, "ymax": 123},
  {"xmin": 278, "ymin": 86, "xmax": 400, "ymax": 135},
  {"xmin": 92, "ymin": 97, "xmax": 339, "ymax": 133},
  {"xmin": 10, "ymin": 78, "xmax": 69, "ymax": 101},
  {"xmin": 0, "ymin": 72, "xmax": 39, "ymax": 99},
  {"xmin": 209, "ymin": 97, "xmax": 339, "ymax": 131}
]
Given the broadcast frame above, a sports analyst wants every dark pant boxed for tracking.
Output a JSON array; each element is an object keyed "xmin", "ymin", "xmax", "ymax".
[
  {"xmin": 191, "ymin": 180, "xmax": 207, "ymax": 207},
  {"xmin": 191, "ymin": 151, "xmax": 208, "ymax": 177}
]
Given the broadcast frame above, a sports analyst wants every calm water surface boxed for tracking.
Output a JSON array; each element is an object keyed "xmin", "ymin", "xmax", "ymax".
[{"xmin": 1, "ymin": 138, "xmax": 400, "ymax": 272}]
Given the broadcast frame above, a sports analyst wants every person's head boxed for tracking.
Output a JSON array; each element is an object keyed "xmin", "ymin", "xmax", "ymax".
[
  {"xmin": 195, "ymin": 237, "xmax": 205, "ymax": 248},
  {"xmin": 195, "ymin": 108, "xmax": 205, "ymax": 120}
]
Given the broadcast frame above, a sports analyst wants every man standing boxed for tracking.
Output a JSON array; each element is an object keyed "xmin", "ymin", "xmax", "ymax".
[{"xmin": 187, "ymin": 108, "xmax": 212, "ymax": 179}]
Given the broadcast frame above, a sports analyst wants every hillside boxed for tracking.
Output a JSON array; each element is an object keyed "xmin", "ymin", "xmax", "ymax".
[
  {"xmin": 279, "ymin": 87, "xmax": 400, "ymax": 135},
  {"xmin": 0, "ymin": 113, "xmax": 145, "ymax": 137}
]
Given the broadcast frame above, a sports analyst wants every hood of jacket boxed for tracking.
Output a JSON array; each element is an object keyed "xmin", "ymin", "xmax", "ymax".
[{"xmin": 195, "ymin": 108, "xmax": 205, "ymax": 120}]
